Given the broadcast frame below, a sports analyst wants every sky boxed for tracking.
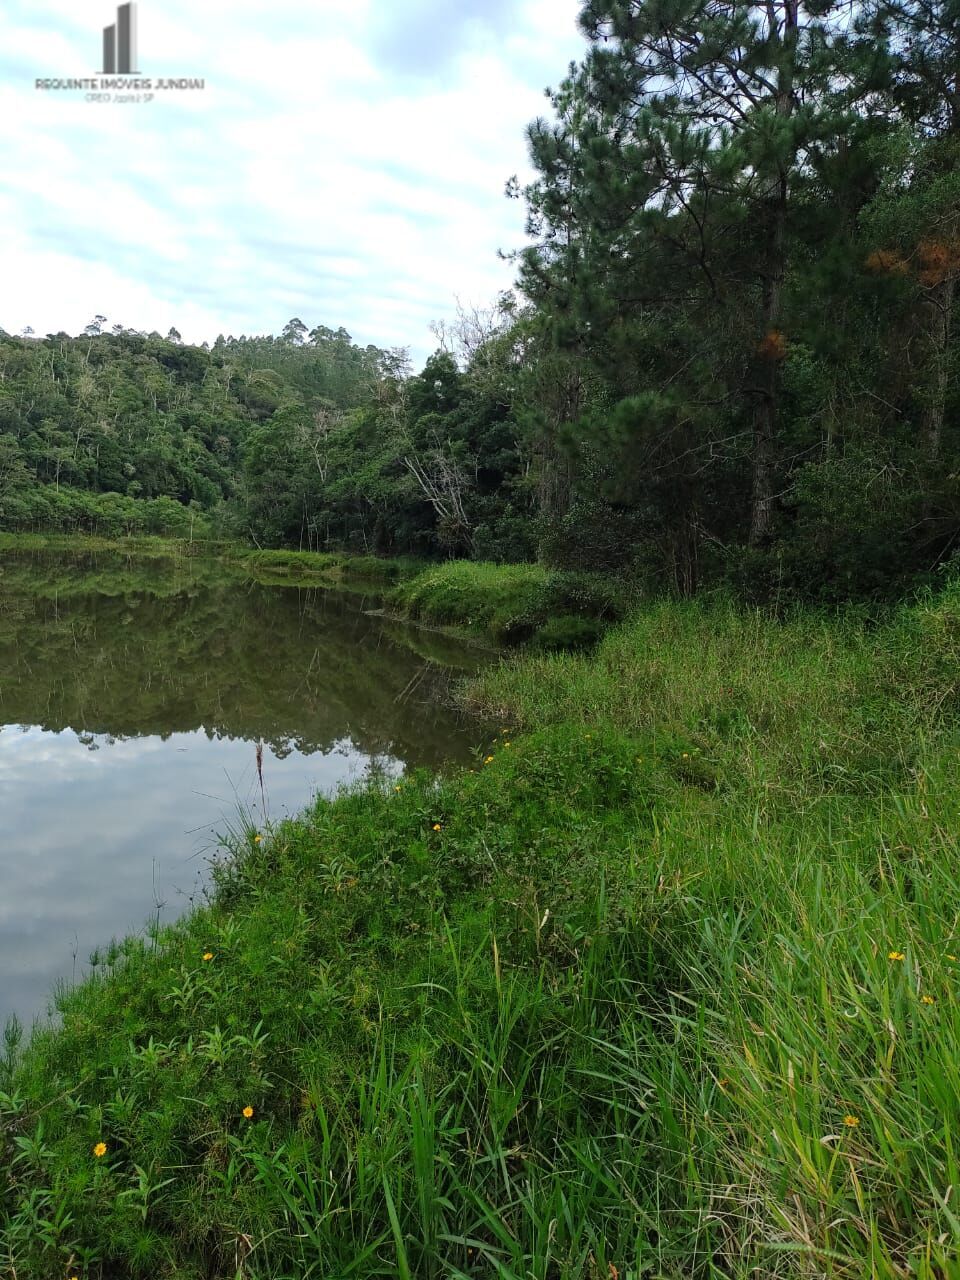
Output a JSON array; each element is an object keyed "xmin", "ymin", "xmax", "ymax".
[{"xmin": 0, "ymin": 0, "xmax": 586, "ymax": 366}]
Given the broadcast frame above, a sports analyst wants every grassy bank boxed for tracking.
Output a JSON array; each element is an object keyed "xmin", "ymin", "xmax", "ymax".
[
  {"xmin": 229, "ymin": 557, "xmax": 630, "ymax": 646},
  {"xmin": 3, "ymin": 582, "xmax": 960, "ymax": 1276},
  {"xmin": 389, "ymin": 560, "xmax": 630, "ymax": 648}
]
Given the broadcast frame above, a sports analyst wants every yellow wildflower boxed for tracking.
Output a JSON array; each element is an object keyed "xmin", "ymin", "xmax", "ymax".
[
  {"xmin": 253, "ymin": 834, "xmax": 262, "ymax": 845},
  {"xmin": 242, "ymin": 1105, "xmax": 254, "ymax": 1119},
  {"xmin": 92, "ymin": 1141, "xmax": 107, "ymax": 1157},
  {"xmin": 202, "ymin": 952, "xmax": 214, "ymax": 962},
  {"xmin": 888, "ymin": 951, "xmax": 905, "ymax": 961},
  {"xmin": 504, "ymin": 741, "xmax": 512, "ymax": 748},
  {"xmin": 842, "ymin": 1115, "xmax": 859, "ymax": 1128},
  {"xmin": 394, "ymin": 785, "xmax": 402, "ymax": 792},
  {"xmin": 484, "ymin": 755, "xmax": 494, "ymax": 764},
  {"xmin": 921, "ymin": 994, "xmax": 936, "ymax": 1005},
  {"xmin": 432, "ymin": 823, "xmax": 442, "ymax": 832}
]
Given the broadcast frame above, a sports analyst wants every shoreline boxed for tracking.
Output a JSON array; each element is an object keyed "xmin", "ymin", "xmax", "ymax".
[
  {"xmin": 2, "ymin": 573, "xmax": 959, "ymax": 1272},
  {"xmin": 0, "ymin": 533, "xmax": 625, "ymax": 650}
]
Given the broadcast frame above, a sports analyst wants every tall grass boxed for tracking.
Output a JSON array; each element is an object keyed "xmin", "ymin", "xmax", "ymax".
[
  {"xmin": 2, "ymin": 582, "xmax": 960, "ymax": 1277},
  {"xmin": 466, "ymin": 587, "xmax": 960, "ymax": 797}
]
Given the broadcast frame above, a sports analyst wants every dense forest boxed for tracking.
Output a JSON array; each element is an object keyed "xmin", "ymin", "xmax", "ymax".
[{"xmin": 4, "ymin": 0, "xmax": 960, "ymax": 602}]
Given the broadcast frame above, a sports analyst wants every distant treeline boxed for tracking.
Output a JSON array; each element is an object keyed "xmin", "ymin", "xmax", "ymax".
[{"xmin": 5, "ymin": 0, "xmax": 960, "ymax": 600}]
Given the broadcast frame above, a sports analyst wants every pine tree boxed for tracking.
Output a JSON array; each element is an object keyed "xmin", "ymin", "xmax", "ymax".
[
  {"xmin": 521, "ymin": 0, "xmax": 879, "ymax": 548},
  {"xmin": 868, "ymin": 0, "xmax": 960, "ymax": 459}
]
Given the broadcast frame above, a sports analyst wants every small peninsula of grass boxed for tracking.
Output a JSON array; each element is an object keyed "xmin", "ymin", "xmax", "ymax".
[
  {"xmin": 389, "ymin": 560, "xmax": 630, "ymax": 648},
  {"xmin": 3, "ymin": 580, "xmax": 960, "ymax": 1277}
]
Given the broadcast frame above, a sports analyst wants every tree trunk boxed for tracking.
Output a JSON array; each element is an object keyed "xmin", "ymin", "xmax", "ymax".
[
  {"xmin": 537, "ymin": 430, "xmax": 574, "ymax": 527},
  {"xmin": 749, "ymin": 0, "xmax": 797, "ymax": 547},
  {"xmin": 921, "ymin": 270, "xmax": 954, "ymax": 461},
  {"xmin": 750, "ymin": 196, "xmax": 787, "ymax": 546},
  {"xmin": 669, "ymin": 510, "xmax": 700, "ymax": 597},
  {"xmin": 750, "ymin": 384, "xmax": 777, "ymax": 545},
  {"xmin": 535, "ymin": 364, "xmax": 581, "ymax": 560}
]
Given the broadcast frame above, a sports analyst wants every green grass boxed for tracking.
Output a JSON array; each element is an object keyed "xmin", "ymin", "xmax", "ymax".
[
  {"xmin": 391, "ymin": 560, "xmax": 629, "ymax": 646},
  {"xmin": 3, "ymin": 581, "xmax": 960, "ymax": 1277},
  {"xmin": 470, "ymin": 585, "xmax": 960, "ymax": 793}
]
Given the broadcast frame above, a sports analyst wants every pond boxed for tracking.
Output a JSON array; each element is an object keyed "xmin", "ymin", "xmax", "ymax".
[{"xmin": 0, "ymin": 548, "xmax": 490, "ymax": 1030}]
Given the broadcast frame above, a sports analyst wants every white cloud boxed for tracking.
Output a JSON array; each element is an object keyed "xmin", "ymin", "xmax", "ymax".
[{"xmin": 0, "ymin": 0, "xmax": 585, "ymax": 362}]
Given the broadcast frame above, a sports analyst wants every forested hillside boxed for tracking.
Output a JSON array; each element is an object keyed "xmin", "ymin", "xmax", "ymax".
[
  {"xmin": 0, "ymin": 323, "xmax": 406, "ymax": 542},
  {"xmin": 5, "ymin": 0, "xmax": 960, "ymax": 602}
]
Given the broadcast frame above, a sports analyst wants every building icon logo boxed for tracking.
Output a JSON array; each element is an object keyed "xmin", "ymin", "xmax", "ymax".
[
  {"xmin": 102, "ymin": 3, "xmax": 138, "ymax": 75},
  {"xmin": 33, "ymin": 0, "xmax": 205, "ymax": 100}
]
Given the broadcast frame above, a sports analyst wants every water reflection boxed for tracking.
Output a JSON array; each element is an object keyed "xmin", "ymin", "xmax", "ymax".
[{"xmin": 0, "ymin": 549, "xmax": 489, "ymax": 1026}]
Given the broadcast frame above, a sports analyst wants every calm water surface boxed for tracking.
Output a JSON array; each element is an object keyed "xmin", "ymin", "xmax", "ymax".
[{"xmin": 0, "ymin": 549, "xmax": 490, "ymax": 1028}]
